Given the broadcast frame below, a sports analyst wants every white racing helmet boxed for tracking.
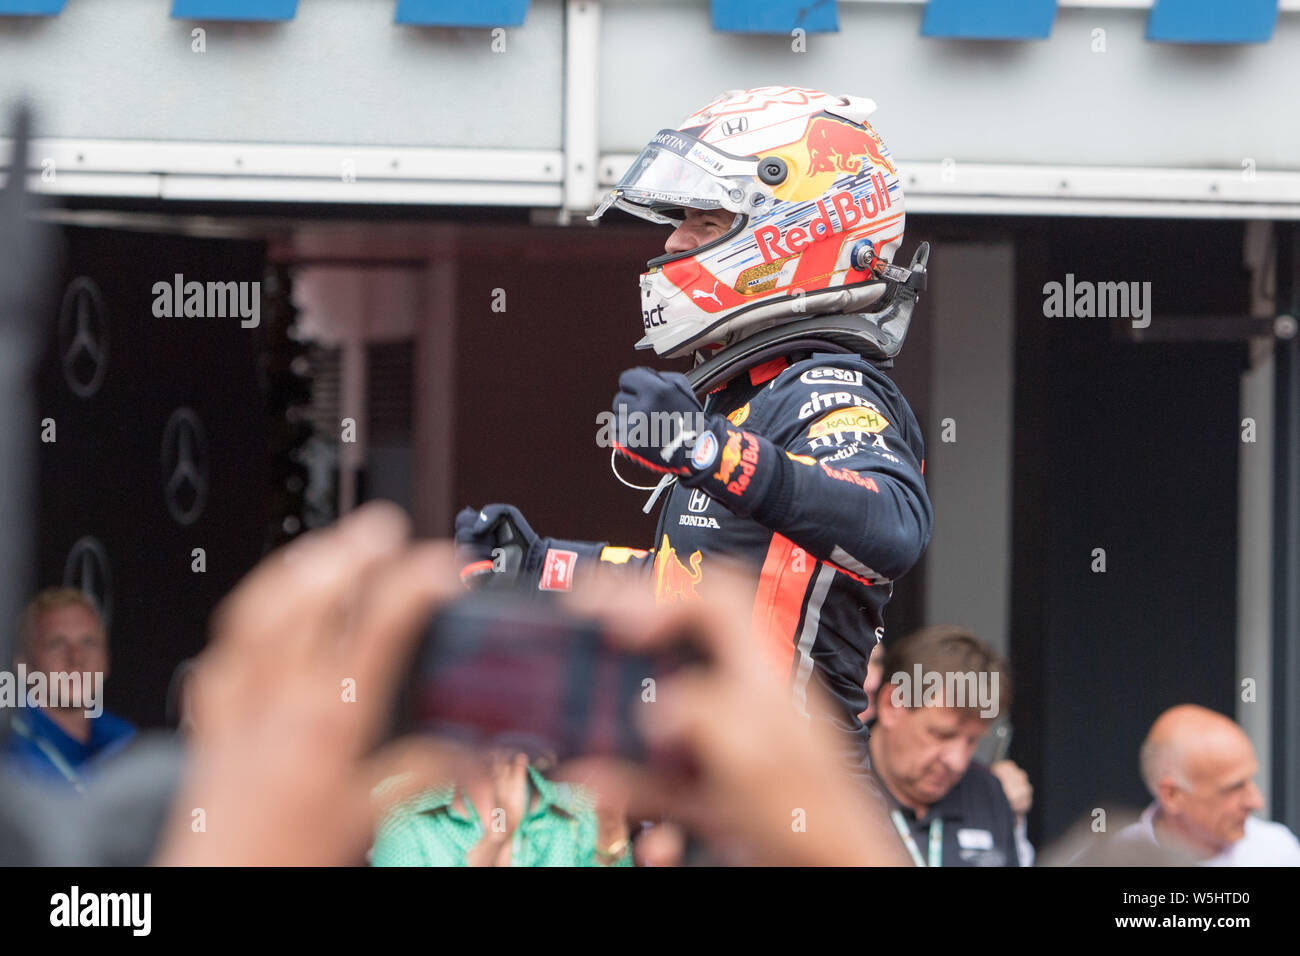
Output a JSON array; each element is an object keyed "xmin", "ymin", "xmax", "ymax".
[{"xmin": 591, "ymin": 87, "xmax": 909, "ymax": 360}]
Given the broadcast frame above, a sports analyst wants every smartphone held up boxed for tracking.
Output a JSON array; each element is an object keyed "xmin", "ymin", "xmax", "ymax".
[{"xmin": 402, "ymin": 584, "xmax": 707, "ymax": 770}]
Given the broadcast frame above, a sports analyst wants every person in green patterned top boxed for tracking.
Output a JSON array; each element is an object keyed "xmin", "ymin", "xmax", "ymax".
[{"xmin": 371, "ymin": 750, "xmax": 631, "ymax": 867}]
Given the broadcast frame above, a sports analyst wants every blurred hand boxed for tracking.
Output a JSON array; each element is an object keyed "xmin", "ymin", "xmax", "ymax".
[
  {"xmin": 491, "ymin": 751, "xmax": 530, "ymax": 835},
  {"xmin": 594, "ymin": 788, "xmax": 631, "ymax": 865},
  {"xmin": 634, "ymin": 822, "xmax": 686, "ymax": 868},
  {"xmin": 561, "ymin": 564, "xmax": 911, "ymax": 866},
  {"xmin": 990, "ymin": 759, "xmax": 1033, "ymax": 816},
  {"xmin": 463, "ymin": 751, "xmax": 530, "ymax": 867},
  {"xmin": 154, "ymin": 502, "xmax": 461, "ymax": 866}
]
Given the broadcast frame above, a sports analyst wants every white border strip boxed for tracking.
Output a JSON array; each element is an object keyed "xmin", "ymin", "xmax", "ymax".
[
  {"xmin": 0, "ymin": 139, "xmax": 565, "ymax": 204},
  {"xmin": 3, "ymin": 138, "xmax": 1298, "ymax": 215},
  {"xmin": 0, "ymin": 139, "xmax": 562, "ymax": 182},
  {"xmin": 901, "ymin": 161, "xmax": 1300, "ymax": 204},
  {"xmin": 0, "ymin": 171, "xmax": 562, "ymax": 206},
  {"xmin": 600, "ymin": 153, "xmax": 1300, "ymax": 219},
  {"xmin": 906, "ymin": 196, "xmax": 1300, "ymax": 220}
]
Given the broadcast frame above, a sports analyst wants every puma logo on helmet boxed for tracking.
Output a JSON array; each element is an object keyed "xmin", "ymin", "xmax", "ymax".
[{"xmin": 691, "ymin": 280, "xmax": 723, "ymax": 308}]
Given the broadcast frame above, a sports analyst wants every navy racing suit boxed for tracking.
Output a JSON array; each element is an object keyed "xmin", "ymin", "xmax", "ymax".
[{"xmin": 551, "ymin": 350, "xmax": 933, "ymax": 762}]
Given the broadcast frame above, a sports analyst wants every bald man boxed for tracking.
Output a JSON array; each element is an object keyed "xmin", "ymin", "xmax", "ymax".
[{"xmin": 1117, "ymin": 704, "xmax": 1300, "ymax": 866}]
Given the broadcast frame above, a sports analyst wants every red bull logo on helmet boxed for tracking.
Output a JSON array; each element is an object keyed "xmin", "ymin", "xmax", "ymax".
[
  {"xmin": 805, "ymin": 115, "xmax": 896, "ymax": 177},
  {"xmin": 753, "ymin": 172, "xmax": 894, "ymax": 265},
  {"xmin": 863, "ymin": 125, "xmax": 897, "ymax": 177}
]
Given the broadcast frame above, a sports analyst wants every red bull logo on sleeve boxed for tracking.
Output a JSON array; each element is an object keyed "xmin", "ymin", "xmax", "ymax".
[
  {"xmin": 713, "ymin": 430, "xmax": 744, "ymax": 484},
  {"xmin": 805, "ymin": 115, "xmax": 896, "ymax": 177},
  {"xmin": 753, "ymin": 173, "xmax": 894, "ymax": 265},
  {"xmin": 724, "ymin": 432, "xmax": 762, "ymax": 497}
]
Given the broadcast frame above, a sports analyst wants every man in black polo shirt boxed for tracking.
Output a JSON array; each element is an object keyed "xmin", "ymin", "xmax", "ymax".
[{"xmin": 867, "ymin": 626, "xmax": 1021, "ymax": 867}]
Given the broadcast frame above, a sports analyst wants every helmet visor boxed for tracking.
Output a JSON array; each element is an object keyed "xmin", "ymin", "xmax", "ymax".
[{"xmin": 589, "ymin": 129, "xmax": 762, "ymax": 225}]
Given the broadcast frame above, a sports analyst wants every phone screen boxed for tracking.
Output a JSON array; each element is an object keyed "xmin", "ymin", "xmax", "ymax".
[{"xmin": 404, "ymin": 594, "xmax": 656, "ymax": 762}]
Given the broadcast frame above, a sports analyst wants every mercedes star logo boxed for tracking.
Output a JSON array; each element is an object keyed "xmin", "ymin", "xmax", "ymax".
[
  {"xmin": 58, "ymin": 277, "xmax": 109, "ymax": 399},
  {"xmin": 63, "ymin": 535, "xmax": 113, "ymax": 631},
  {"xmin": 161, "ymin": 406, "xmax": 209, "ymax": 526}
]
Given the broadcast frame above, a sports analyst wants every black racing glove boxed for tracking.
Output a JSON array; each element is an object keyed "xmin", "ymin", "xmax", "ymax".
[
  {"xmin": 611, "ymin": 367, "xmax": 781, "ymax": 514},
  {"xmin": 611, "ymin": 367, "xmax": 716, "ymax": 477},
  {"xmin": 454, "ymin": 504, "xmax": 541, "ymax": 588},
  {"xmin": 454, "ymin": 503, "xmax": 602, "ymax": 592}
]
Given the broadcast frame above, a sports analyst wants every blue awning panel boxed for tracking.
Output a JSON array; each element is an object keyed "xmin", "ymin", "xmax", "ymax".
[
  {"xmin": 0, "ymin": 1, "xmax": 67, "ymax": 14},
  {"xmin": 1147, "ymin": 0, "xmax": 1278, "ymax": 44},
  {"xmin": 710, "ymin": 0, "xmax": 839, "ymax": 35},
  {"xmin": 921, "ymin": 0, "xmax": 1056, "ymax": 40},
  {"xmin": 171, "ymin": 0, "xmax": 298, "ymax": 20},
  {"xmin": 395, "ymin": 0, "xmax": 530, "ymax": 28},
  {"xmin": 4, "ymin": 1, "xmax": 1285, "ymax": 45}
]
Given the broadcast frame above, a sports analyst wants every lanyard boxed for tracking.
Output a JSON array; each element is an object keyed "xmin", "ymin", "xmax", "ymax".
[
  {"xmin": 890, "ymin": 809, "xmax": 942, "ymax": 867},
  {"xmin": 9, "ymin": 714, "xmax": 86, "ymax": 794}
]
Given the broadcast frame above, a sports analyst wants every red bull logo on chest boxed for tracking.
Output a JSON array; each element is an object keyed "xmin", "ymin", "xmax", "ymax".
[{"xmin": 654, "ymin": 534, "xmax": 703, "ymax": 603}]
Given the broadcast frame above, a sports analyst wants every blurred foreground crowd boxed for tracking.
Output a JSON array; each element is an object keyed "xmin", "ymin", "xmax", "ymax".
[{"xmin": 3, "ymin": 503, "xmax": 1298, "ymax": 867}]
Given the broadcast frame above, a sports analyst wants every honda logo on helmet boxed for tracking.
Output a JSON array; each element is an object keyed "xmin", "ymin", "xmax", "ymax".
[{"xmin": 720, "ymin": 117, "xmax": 748, "ymax": 136}]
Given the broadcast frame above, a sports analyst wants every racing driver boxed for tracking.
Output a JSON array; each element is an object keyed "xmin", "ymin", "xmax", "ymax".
[{"xmin": 457, "ymin": 87, "xmax": 933, "ymax": 767}]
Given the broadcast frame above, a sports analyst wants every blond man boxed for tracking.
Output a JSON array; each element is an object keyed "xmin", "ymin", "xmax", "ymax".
[{"xmin": 3, "ymin": 588, "xmax": 134, "ymax": 792}]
